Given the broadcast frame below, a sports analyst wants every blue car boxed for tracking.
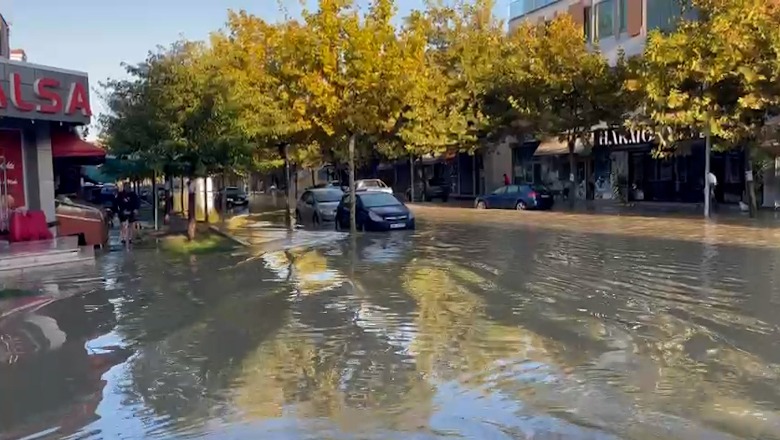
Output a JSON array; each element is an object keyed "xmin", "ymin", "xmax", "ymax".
[
  {"xmin": 475, "ymin": 184, "xmax": 554, "ymax": 210},
  {"xmin": 336, "ymin": 191, "xmax": 415, "ymax": 231}
]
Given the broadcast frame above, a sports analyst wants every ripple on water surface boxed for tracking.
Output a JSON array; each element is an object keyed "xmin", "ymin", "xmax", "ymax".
[{"xmin": 2, "ymin": 213, "xmax": 780, "ymax": 439}]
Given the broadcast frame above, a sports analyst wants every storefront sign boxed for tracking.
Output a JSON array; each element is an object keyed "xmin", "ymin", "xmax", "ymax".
[
  {"xmin": 0, "ymin": 130, "xmax": 25, "ymax": 208},
  {"xmin": 0, "ymin": 74, "xmax": 91, "ymax": 117},
  {"xmin": 0, "ymin": 61, "xmax": 91, "ymax": 125},
  {"xmin": 597, "ymin": 129, "xmax": 656, "ymax": 147}
]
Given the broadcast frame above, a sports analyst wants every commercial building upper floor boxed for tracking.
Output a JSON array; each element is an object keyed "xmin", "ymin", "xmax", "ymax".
[{"xmin": 508, "ymin": 0, "xmax": 695, "ymax": 64}]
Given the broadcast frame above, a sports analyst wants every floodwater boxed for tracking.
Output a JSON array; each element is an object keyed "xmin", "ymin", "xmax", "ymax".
[{"xmin": 2, "ymin": 207, "xmax": 780, "ymax": 439}]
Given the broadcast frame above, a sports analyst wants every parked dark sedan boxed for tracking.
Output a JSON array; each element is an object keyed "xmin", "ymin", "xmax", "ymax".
[
  {"xmin": 336, "ymin": 191, "xmax": 415, "ymax": 231},
  {"xmin": 216, "ymin": 187, "xmax": 249, "ymax": 208},
  {"xmin": 405, "ymin": 177, "xmax": 451, "ymax": 202},
  {"xmin": 475, "ymin": 184, "xmax": 554, "ymax": 210}
]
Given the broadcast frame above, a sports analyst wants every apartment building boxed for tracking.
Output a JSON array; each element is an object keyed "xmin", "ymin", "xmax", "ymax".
[
  {"xmin": 508, "ymin": 0, "xmax": 692, "ymax": 64},
  {"xmin": 505, "ymin": 0, "xmax": 753, "ymax": 205}
]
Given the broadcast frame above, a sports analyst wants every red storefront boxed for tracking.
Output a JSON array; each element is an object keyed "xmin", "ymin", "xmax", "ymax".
[{"xmin": 0, "ymin": 57, "xmax": 99, "ymax": 234}]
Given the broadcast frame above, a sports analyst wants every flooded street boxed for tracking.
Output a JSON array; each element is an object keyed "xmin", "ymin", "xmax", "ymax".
[{"xmin": 2, "ymin": 207, "xmax": 780, "ymax": 439}]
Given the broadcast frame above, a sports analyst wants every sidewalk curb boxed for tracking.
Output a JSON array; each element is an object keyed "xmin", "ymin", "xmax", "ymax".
[{"xmin": 208, "ymin": 225, "xmax": 251, "ymax": 247}]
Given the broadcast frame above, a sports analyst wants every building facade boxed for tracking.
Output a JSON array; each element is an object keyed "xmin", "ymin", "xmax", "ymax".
[
  {"xmin": 0, "ymin": 14, "xmax": 95, "ymax": 231},
  {"xmin": 506, "ymin": 0, "xmax": 758, "ymax": 205},
  {"xmin": 509, "ymin": 0, "xmax": 695, "ymax": 64}
]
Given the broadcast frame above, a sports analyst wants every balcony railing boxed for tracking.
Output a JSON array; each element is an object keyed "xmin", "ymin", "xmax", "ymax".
[{"xmin": 509, "ymin": 0, "xmax": 562, "ymax": 20}]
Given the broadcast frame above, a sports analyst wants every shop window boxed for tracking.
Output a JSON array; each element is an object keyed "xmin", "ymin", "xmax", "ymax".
[
  {"xmin": 533, "ymin": 163, "xmax": 543, "ymax": 183},
  {"xmin": 596, "ymin": 0, "xmax": 615, "ymax": 39},
  {"xmin": 725, "ymin": 155, "xmax": 742, "ymax": 184},
  {"xmin": 561, "ymin": 161, "xmax": 571, "ymax": 182},
  {"xmin": 524, "ymin": 163, "xmax": 534, "ymax": 183},
  {"xmin": 659, "ymin": 159, "xmax": 674, "ymax": 181}
]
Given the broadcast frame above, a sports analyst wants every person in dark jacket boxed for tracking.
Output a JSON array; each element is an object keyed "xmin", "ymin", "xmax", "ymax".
[{"xmin": 113, "ymin": 182, "xmax": 140, "ymax": 244}]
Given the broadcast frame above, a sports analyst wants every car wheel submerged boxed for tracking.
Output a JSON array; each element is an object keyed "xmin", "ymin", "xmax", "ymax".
[
  {"xmin": 313, "ymin": 213, "xmax": 320, "ymax": 226},
  {"xmin": 476, "ymin": 201, "xmax": 487, "ymax": 209},
  {"xmin": 516, "ymin": 201, "xmax": 527, "ymax": 210}
]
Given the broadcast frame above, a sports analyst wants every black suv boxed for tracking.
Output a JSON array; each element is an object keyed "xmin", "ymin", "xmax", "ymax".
[{"xmin": 405, "ymin": 178, "xmax": 451, "ymax": 202}]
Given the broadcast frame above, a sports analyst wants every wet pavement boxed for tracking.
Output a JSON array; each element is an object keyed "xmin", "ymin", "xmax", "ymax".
[{"xmin": 2, "ymin": 206, "xmax": 780, "ymax": 439}]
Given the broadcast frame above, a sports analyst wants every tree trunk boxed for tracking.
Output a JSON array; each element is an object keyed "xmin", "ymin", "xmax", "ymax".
[
  {"xmin": 745, "ymin": 144, "xmax": 758, "ymax": 218},
  {"xmin": 187, "ymin": 178, "xmax": 196, "ymax": 240},
  {"xmin": 152, "ymin": 171, "xmax": 158, "ymax": 230},
  {"xmin": 203, "ymin": 177, "xmax": 210, "ymax": 224},
  {"xmin": 349, "ymin": 133, "xmax": 357, "ymax": 233},
  {"xmin": 180, "ymin": 176, "xmax": 185, "ymax": 214},
  {"xmin": 164, "ymin": 175, "xmax": 173, "ymax": 224},
  {"xmin": 568, "ymin": 139, "xmax": 576, "ymax": 208},
  {"xmin": 704, "ymin": 132, "xmax": 712, "ymax": 218},
  {"xmin": 220, "ymin": 174, "xmax": 228, "ymax": 222},
  {"xmin": 283, "ymin": 144, "xmax": 293, "ymax": 231},
  {"xmin": 288, "ymin": 163, "xmax": 297, "ymax": 228},
  {"xmin": 409, "ymin": 154, "xmax": 415, "ymax": 202}
]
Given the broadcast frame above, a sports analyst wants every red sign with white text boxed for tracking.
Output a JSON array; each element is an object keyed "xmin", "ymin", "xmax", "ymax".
[{"xmin": 0, "ymin": 130, "xmax": 25, "ymax": 208}]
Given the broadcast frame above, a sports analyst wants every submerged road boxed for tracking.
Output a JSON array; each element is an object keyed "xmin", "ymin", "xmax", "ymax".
[{"xmin": 1, "ymin": 206, "xmax": 780, "ymax": 439}]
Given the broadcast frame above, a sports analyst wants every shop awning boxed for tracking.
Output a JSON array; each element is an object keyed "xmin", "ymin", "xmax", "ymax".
[
  {"xmin": 51, "ymin": 130, "xmax": 106, "ymax": 159},
  {"xmin": 533, "ymin": 138, "xmax": 587, "ymax": 156}
]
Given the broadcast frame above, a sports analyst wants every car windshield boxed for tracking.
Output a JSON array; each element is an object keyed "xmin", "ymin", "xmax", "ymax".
[
  {"xmin": 359, "ymin": 192, "xmax": 402, "ymax": 208},
  {"xmin": 529, "ymin": 184, "xmax": 549, "ymax": 192},
  {"xmin": 225, "ymin": 188, "xmax": 245, "ymax": 196},
  {"xmin": 314, "ymin": 189, "xmax": 343, "ymax": 203}
]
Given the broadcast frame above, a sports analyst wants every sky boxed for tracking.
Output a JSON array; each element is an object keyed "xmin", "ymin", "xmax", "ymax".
[{"xmin": 5, "ymin": 0, "xmax": 509, "ymax": 136}]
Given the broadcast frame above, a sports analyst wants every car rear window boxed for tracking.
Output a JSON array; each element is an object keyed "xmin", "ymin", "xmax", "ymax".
[
  {"xmin": 359, "ymin": 192, "xmax": 402, "ymax": 208},
  {"xmin": 314, "ymin": 189, "xmax": 343, "ymax": 203}
]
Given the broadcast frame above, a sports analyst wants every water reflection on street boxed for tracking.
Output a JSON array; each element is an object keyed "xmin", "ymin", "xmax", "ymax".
[{"xmin": 2, "ymin": 207, "xmax": 780, "ymax": 439}]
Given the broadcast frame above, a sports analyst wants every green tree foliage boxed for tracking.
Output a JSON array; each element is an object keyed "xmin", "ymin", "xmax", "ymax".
[
  {"xmin": 632, "ymin": 0, "xmax": 780, "ymax": 147},
  {"xmin": 629, "ymin": 0, "xmax": 780, "ymax": 214},
  {"xmin": 392, "ymin": 0, "xmax": 505, "ymax": 158},
  {"xmin": 101, "ymin": 41, "xmax": 252, "ymax": 238},
  {"xmin": 496, "ymin": 15, "xmax": 630, "ymax": 200}
]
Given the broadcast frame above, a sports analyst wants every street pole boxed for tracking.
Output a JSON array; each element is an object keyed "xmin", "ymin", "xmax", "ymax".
[
  {"xmin": 704, "ymin": 129, "xmax": 712, "ymax": 218},
  {"xmin": 283, "ymin": 143, "xmax": 292, "ymax": 231}
]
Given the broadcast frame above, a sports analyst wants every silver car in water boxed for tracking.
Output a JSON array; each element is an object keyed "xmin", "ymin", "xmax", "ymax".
[{"xmin": 296, "ymin": 187, "xmax": 344, "ymax": 225}]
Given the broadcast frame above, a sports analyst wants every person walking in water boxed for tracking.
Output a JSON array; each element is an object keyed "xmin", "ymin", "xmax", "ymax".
[
  {"xmin": 114, "ymin": 182, "xmax": 140, "ymax": 244},
  {"xmin": 708, "ymin": 171, "xmax": 718, "ymax": 211}
]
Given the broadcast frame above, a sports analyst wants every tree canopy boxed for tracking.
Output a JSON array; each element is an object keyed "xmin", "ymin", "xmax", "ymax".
[
  {"xmin": 628, "ymin": 0, "xmax": 780, "ymax": 151},
  {"xmin": 99, "ymin": 0, "xmax": 780, "ymax": 210}
]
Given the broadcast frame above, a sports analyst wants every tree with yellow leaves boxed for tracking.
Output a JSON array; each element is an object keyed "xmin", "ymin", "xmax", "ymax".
[{"xmin": 631, "ymin": 0, "xmax": 780, "ymax": 217}]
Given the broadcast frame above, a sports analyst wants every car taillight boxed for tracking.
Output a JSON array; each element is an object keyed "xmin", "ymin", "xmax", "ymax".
[{"xmin": 529, "ymin": 191, "xmax": 537, "ymax": 198}]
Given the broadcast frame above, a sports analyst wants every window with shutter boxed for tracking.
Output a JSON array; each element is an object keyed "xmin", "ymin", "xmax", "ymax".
[{"xmin": 627, "ymin": 0, "xmax": 643, "ymax": 36}]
